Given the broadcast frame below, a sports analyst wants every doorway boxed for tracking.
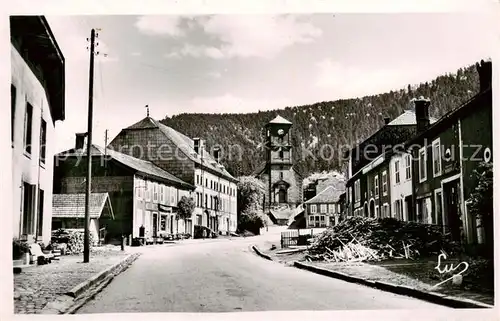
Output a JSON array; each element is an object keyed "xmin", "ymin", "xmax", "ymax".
[
  {"xmin": 443, "ymin": 179, "xmax": 462, "ymax": 242},
  {"xmin": 369, "ymin": 200, "xmax": 375, "ymax": 218},
  {"xmin": 278, "ymin": 189, "xmax": 287, "ymax": 203},
  {"xmin": 152, "ymin": 213, "xmax": 158, "ymax": 238}
]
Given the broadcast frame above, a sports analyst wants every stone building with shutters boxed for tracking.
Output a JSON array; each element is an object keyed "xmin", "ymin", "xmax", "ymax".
[
  {"xmin": 10, "ymin": 16, "xmax": 65, "ymax": 245},
  {"xmin": 108, "ymin": 116, "xmax": 238, "ymax": 236},
  {"xmin": 53, "ymin": 135, "xmax": 195, "ymax": 244}
]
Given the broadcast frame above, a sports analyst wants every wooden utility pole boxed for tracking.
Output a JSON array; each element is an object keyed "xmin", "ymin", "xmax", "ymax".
[{"xmin": 84, "ymin": 28, "xmax": 96, "ymax": 263}]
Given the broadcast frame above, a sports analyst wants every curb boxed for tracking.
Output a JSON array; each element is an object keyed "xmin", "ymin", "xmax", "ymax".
[
  {"xmin": 251, "ymin": 245, "xmax": 272, "ymax": 261},
  {"xmin": 40, "ymin": 252, "xmax": 141, "ymax": 314},
  {"xmin": 293, "ymin": 261, "xmax": 493, "ymax": 309}
]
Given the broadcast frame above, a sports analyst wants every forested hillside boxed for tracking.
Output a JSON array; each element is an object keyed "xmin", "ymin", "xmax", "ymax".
[{"xmin": 160, "ymin": 62, "xmax": 481, "ymax": 177}]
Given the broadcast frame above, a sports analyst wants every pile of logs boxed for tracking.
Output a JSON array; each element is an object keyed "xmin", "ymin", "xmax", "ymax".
[{"xmin": 306, "ymin": 217, "xmax": 460, "ymax": 263}]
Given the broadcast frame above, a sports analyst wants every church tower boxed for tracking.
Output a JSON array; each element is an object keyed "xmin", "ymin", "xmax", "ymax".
[{"xmin": 260, "ymin": 115, "xmax": 302, "ymax": 214}]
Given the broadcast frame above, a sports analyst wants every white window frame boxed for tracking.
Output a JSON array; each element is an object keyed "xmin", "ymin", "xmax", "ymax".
[
  {"xmin": 320, "ymin": 204, "xmax": 327, "ymax": 213},
  {"xmin": 419, "ymin": 147, "xmax": 428, "ymax": 183},
  {"xmin": 405, "ymin": 154, "xmax": 412, "ymax": 180},
  {"xmin": 310, "ymin": 204, "xmax": 317, "ymax": 213},
  {"xmin": 354, "ymin": 180, "xmax": 360, "ymax": 202},
  {"xmin": 432, "ymin": 138, "xmax": 442, "ymax": 177},
  {"xmin": 374, "ymin": 175, "xmax": 379, "ymax": 199},
  {"xmin": 328, "ymin": 204, "xmax": 335, "ymax": 214},
  {"xmin": 395, "ymin": 160, "xmax": 400, "ymax": 184},
  {"xmin": 383, "ymin": 203, "xmax": 389, "ymax": 218},
  {"xmin": 382, "ymin": 171, "xmax": 388, "ymax": 196}
]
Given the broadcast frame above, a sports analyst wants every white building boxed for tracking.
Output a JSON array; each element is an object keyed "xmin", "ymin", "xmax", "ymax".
[
  {"xmin": 11, "ymin": 16, "xmax": 65, "ymax": 245},
  {"xmin": 389, "ymin": 152, "xmax": 413, "ymax": 221}
]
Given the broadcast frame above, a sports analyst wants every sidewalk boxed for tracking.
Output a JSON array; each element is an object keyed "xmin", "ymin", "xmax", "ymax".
[
  {"xmin": 13, "ymin": 247, "xmax": 130, "ymax": 314},
  {"xmin": 254, "ymin": 244, "xmax": 494, "ymax": 307}
]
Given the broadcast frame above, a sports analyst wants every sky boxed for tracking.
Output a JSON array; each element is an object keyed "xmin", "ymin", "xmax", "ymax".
[{"xmin": 44, "ymin": 12, "xmax": 496, "ymax": 153}]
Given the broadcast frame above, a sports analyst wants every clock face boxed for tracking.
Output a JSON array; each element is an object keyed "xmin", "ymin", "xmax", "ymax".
[{"xmin": 277, "ymin": 129, "xmax": 284, "ymax": 136}]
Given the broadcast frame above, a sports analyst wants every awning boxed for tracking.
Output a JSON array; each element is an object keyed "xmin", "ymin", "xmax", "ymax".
[{"xmin": 159, "ymin": 204, "xmax": 174, "ymax": 213}]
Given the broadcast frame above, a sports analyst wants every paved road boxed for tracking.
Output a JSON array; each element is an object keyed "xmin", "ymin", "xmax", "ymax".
[{"xmin": 77, "ymin": 233, "xmax": 447, "ymax": 313}]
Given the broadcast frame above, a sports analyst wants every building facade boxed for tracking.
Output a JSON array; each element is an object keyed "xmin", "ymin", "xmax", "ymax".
[
  {"xmin": 345, "ymin": 111, "xmax": 432, "ymax": 219},
  {"xmin": 108, "ymin": 116, "xmax": 238, "ymax": 236},
  {"xmin": 405, "ymin": 60, "xmax": 492, "ymax": 244},
  {"xmin": 304, "ymin": 186, "xmax": 345, "ymax": 228},
  {"xmin": 54, "ymin": 136, "xmax": 195, "ymax": 243},
  {"xmin": 11, "ymin": 16, "xmax": 65, "ymax": 245}
]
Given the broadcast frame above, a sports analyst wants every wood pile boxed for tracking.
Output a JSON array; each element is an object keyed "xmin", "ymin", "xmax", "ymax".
[
  {"xmin": 51, "ymin": 229, "xmax": 96, "ymax": 255},
  {"xmin": 307, "ymin": 217, "xmax": 461, "ymax": 262}
]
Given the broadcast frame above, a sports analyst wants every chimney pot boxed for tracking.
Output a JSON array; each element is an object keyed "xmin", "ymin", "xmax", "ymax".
[
  {"xmin": 75, "ymin": 133, "xmax": 87, "ymax": 150},
  {"xmin": 193, "ymin": 137, "xmax": 200, "ymax": 154},
  {"xmin": 414, "ymin": 98, "xmax": 431, "ymax": 133},
  {"xmin": 213, "ymin": 147, "xmax": 220, "ymax": 163},
  {"xmin": 384, "ymin": 117, "xmax": 391, "ymax": 125},
  {"xmin": 476, "ymin": 59, "xmax": 492, "ymax": 92}
]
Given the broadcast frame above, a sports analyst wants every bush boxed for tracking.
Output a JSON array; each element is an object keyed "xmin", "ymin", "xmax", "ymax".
[
  {"xmin": 237, "ymin": 212, "xmax": 264, "ymax": 235},
  {"xmin": 13, "ymin": 239, "xmax": 30, "ymax": 259}
]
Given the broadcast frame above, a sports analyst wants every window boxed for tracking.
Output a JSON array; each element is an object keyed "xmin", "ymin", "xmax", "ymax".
[
  {"xmin": 405, "ymin": 154, "xmax": 412, "ymax": 180},
  {"xmin": 375, "ymin": 205, "xmax": 379, "ymax": 218},
  {"xmin": 160, "ymin": 185, "xmax": 164, "ymax": 203},
  {"xmin": 206, "ymin": 178, "xmax": 208, "ymax": 187},
  {"xmin": 310, "ymin": 204, "xmax": 317, "ymax": 213},
  {"xmin": 354, "ymin": 180, "xmax": 360, "ymax": 202},
  {"xmin": 432, "ymin": 139, "xmax": 442, "ymax": 177},
  {"xmin": 320, "ymin": 204, "xmax": 327, "ymax": 213},
  {"xmin": 153, "ymin": 183, "xmax": 158, "ymax": 202},
  {"xmin": 328, "ymin": 204, "xmax": 335, "ymax": 213},
  {"xmin": 11, "ymin": 84, "xmax": 16, "ymax": 142},
  {"xmin": 24, "ymin": 102, "xmax": 33, "ymax": 154},
  {"xmin": 374, "ymin": 176, "xmax": 379, "ymax": 199},
  {"xmin": 419, "ymin": 147, "xmax": 427, "ymax": 182},
  {"xmin": 395, "ymin": 160, "xmax": 400, "ymax": 184},
  {"xmin": 279, "ymin": 150, "xmax": 284, "ymax": 159},
  {"xmin": 309, "ymin": 215, "xmax": 314, "ymax": 223},
  {"xmin": 145, "ymin": 181, "xmax": 151, "ymax": 201},
  {"xmin": 22, "ymin": 182, "xmax": 36, "ymax": 235},
  {"xmin": 205, "ymin": 194, "xmax": 208, "ymax": 208},
  {"xmin": 196, "ymin": 175, "xmax": 199, "ymax": 185},
  {"xmin": 382, "ymin": 171, "xmax": 388, "ymax": 196},
  {"xmin": 435, "ymin": 190, "xmax": 443, "ymax": 226},
  {"xmin": 39, "ymin": 118, "xmax": 46, "ymax": 162},
  {"xmin": 280, "ymin": 172, "xmax": 283, "ymax": 179},
  {"xmin": 37, "ymin": 189, "xmax": 44, "ymax": 237}
]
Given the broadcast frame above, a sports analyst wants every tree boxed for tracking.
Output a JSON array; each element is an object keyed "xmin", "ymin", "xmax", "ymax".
[
  {"xmin": 177, "ymin": 196, "xmax": 195, "ymax": 234},
  {"xmin": 467, "ymin": 161, "xmax": 493, "ymax": 258},
  {"xmin": 237, "ymin": 176, "xmax": 266, "ymax": 234}
]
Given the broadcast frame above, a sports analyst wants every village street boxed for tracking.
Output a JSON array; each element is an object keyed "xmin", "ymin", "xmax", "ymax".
[{"xmin": 76, "ymin": 229, "xmax": 447, "ymax": 313}]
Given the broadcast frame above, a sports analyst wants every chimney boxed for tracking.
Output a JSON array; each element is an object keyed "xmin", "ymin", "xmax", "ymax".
[
  {"xmin": 213, "ymin": 147, "xmax": 220, "ymax": 163},
  {"xmin": 414, "ymin": 97, "xmax": 431, "ymax": 133},
  {"xmin": 75, "ymin": 133, "xmax": 87, "ymax": 150},
  {"xmin": 193, "ymin": 138, "xmax": 200, "ymax": 154},
  {"xmin": 384, "ymin": 117, "xmax": 391, "ymax": 125},
  {"xmin": 476, "ymin": 59, "xmax": 492, "ymax": 92}
]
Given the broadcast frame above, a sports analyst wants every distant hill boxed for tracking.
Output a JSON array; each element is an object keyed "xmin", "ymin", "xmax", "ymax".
[{"xmin": 160, "ymin": 62, "xmax": 481, "ymax": 178}]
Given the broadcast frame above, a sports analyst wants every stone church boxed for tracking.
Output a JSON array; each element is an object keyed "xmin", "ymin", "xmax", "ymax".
[{"xmin": 254, "ymin": 115, "xmax": 303, "ymax": 225}]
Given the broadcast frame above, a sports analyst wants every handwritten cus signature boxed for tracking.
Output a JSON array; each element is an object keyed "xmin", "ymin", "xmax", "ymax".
[{"xmin": 432, "ymin": 253, "xmax": 469, "ymax": 288}]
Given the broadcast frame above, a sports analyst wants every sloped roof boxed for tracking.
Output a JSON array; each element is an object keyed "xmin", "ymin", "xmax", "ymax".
[
  {"xmin": 387, "ymin": 110, "xmax": 437, "ymax": 126},
  {"xmin": 123, "ymin": 117, "xmax": 237, "ymax": 182},
  {"xmin": 268, "ymin": 115, "xmax": 292, "ymax": 125},
  {"xmin": 305, "ymin": 185, "xmax": 344, "ymax": 204},
  {"xmin": 52, "ymin": 193, "xmax": 113, "ymax": 219},
  {"xmin": 269, "ymin": 208, "xmax": 294, "ymax": 220},
  {"xmin": 57, "ymin": 144, "xmax": 194, "ymax": 189}
]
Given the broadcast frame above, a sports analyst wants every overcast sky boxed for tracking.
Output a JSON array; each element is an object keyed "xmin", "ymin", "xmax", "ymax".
[{"xmin": 45, "ymin": 12, "xmax": 496, "ymax": 152}]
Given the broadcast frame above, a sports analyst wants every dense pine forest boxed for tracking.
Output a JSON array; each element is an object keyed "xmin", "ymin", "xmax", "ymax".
[{"xmin": 160, "ymin": 62, "xmax": 481, "ymax": 178}]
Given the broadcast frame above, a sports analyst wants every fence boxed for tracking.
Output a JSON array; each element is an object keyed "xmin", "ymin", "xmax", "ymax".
[{"xmin": 280, "ymin": 229, "xmax": 316, "ymax": 249}]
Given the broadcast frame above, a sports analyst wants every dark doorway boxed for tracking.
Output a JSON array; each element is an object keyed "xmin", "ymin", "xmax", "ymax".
[
  {"xmin": 443, "ymin": 179, "xmax": 462, "ymax": 242},
  {"xmin": 369, "ymin": 200, "xmax": 375, "ymax": 218},
  {"xmin": 278, "ymin": 189, "xmax": 287, "ymax": 203},
  {"xmin": 364, "ymin": 203, "xmax": 369, "ymax": 217},
  {"xmin": 152, "ymin": 213, "xmax": 158, "ymax": 238}
]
